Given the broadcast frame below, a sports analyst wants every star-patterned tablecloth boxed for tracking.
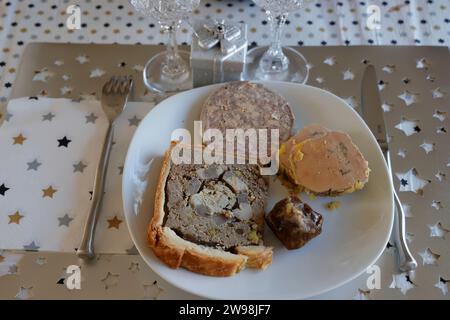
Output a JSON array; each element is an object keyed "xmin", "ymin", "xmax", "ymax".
[{"xmin": 0, "ymin": 0, "xmax": 449, "ymax": 300}]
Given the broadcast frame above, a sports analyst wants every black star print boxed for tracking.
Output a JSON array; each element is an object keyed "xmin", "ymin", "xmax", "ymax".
[
  {"xmin": 405, "ymin": 275, "xmax": 414, "ymax": 284},
  {"xmin": 413, "ymin": 125, "xmax": 421, "ymax": 133},
  {"xmin": 0, "ymin": 61, "xmax": 5, "ymax": 67},
  {"xmin": 29, "ymin": 96, "xmax": 39, "ymax": 100},
  {"xmin": 4, "ymin": 82, "xmax": 12, "ymax": 88},
  {"xmin": 0, "ymin": 183, "xmax": 10, "ymax": 196},
  {"xmin": 400, "ymin": 178, "xmax": 408, "ymax": 187},
  {"xmin": 386, "ymin": 242, "xmax": 394, "ymax": 249},
  {"xmin": 57, "ymin": 136, "xmax": 71, "ymax": 147}
]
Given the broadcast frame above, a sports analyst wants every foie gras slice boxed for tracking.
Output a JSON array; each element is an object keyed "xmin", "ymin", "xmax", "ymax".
[
  {"xmin": 279, "ymin": 124, "xmax": 329, "ymax": 172},
  {"xmin": 279, "ymin": 127, "xmax": 370, "ymax": 196}
]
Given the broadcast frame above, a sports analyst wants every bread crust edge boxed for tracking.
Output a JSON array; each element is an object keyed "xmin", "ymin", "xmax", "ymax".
[{"xmin": 147, "ymin": 141, "xmax": 272, "ymax": 277}]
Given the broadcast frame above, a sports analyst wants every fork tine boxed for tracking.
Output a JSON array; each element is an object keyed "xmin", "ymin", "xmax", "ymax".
[
  {"xmin": 112, "ymin": 76, "xmax": 122, "ymax": 94},
  {"xmin": 119, "ymin": 76, "xmax": 128, "ymax": 94},
  {"xmin": 125, "ymin": 76, "xmax": 134, "ymax": 94},
  {"xmin": 104, "ymin": 76, "xmax": 116, "ymax": 94},
  {"xmin": 102, "ymin": 76, "xmax": 116, "ymax": 94},
  {"xmin": 103, "ymin": 75, "xmax": 133, "ymax": 96},
  {"xmin": 121, "ymin": 76, "xmax": 133, "ymax": 94}
]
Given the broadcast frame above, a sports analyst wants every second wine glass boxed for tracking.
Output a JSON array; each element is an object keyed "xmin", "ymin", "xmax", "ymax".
[{"xmin": 244, "ymin": 0, "xmax": 309, "ymax": 83}]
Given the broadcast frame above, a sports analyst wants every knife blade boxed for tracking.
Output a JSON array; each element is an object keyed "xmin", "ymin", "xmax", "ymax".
[
  {"xmin": 361, "ymin": 65, "xmax": 388, "ymax": 149},
  {"xmin": 360, "ymin": 64, "xmax": 417, "ymax": 272}
]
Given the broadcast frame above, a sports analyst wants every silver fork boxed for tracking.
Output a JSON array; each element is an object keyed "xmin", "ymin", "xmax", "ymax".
[{"xmin": 77, "ymin": 76, "xmax": 134, "ymax": 260}]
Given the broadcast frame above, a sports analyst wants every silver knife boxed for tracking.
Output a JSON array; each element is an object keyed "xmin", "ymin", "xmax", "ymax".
[{"xmin": 361, "ymin": 65, "xmax": 418, "ymax": 272}]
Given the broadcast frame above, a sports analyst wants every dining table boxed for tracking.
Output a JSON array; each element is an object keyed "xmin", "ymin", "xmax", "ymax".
[{"xmin": 0, "ymin": 0, "xmax": 449, "ymax": 300}]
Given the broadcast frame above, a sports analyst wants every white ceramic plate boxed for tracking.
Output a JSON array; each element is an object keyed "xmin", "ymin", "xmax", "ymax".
[{"xmin": 122, "ymin": 81, "xmax": 394, "ymax": 300}]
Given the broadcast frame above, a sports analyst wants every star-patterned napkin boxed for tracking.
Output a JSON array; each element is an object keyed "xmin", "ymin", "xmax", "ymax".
[{"xmin": 0, "ymin": 96, "xmax": 153, "ymax": 253}]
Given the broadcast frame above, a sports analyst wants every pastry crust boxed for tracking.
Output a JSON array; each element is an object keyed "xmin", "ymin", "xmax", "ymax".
[{"xmin": 147, "ymin": 141, "xmax": 272, "ymax": 277}]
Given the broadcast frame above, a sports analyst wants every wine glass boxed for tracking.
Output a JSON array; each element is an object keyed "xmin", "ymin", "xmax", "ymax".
[
  {"xmin": 244, "ymin": 0, "xmax": 309, "ymax": 83},
  {"xmin": 130, "ymin": 0, "xmax": 200, "ymax": 94}
]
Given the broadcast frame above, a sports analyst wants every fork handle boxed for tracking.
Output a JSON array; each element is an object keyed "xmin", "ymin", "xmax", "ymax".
[
  {"xmin": 385, "ymin": 150, "xmax": 418, "ymax": 272},
  {"xmin": 77, "ymin": 124, "xmax": 114, "ymax": 260}
]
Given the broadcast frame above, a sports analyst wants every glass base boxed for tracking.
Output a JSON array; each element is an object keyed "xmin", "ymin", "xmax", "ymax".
[
  {"xmin": 143, "ymin": 50, "xmax": 192, "ymax": 94},
  {"xmin": 244, "ymin": 46, "xmax": 309, "ymax": 84}
]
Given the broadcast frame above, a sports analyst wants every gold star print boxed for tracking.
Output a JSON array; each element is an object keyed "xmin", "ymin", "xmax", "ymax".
[
  {"xmin": 13, "ymin": 134, "xmax": 26, "ymax": 145},
  {"xmin": 388, "ymin": 4, "xmax": 408, "ymax": 12},
  {"xmin": 107, "ymin": 216, "xmax": 122, "ymax": 230},
  {"xmin": 8, "ymin": 211, "xmax": 24, "ymax": 224},
  {"xmin": 42, "ymin": 186, "xmax": 57, "ymax": 198}
]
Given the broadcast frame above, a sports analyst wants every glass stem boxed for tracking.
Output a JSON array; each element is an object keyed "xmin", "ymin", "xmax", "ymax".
[
  {"xmin": 162, "ymin": 23, "xmax": 187, "ymax": 78},
  {"xmin": 260, "ymin": 12, "xmax": 289, "ymax": 74}
]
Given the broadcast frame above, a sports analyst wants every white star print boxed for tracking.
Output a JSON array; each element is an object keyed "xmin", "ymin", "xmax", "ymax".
[
  {"xmin": 435, "ymin": 278, "xmax": 449, "ymax": 295},
  {"xmin": 433, "ymin": 110, "xmax": 447, "ymax": 121},
  {"xmin": 431, "ymin": 87, "xmax": 446, "ymax": 99},
  {"xmin": 89, "ymin": 68, "xmax": 106, "ymax": 78},
  {"xmin": 342, "ymin": 69, "xmax": 355, "ymax": 80},
  {"xmin": 352, "ymin": 289, "xmax": 370, "ymax": 300},
  {"xmin": 402, "ymin": 203, "xmax": 413, "ymax": 218},
  {"xmin": 60, "ymin": 86, "xmax": 73, "ymax": 95},
  {"xmin": 32, "ymin": 68, "xmax": 54, "ymax": 82},
  {"xmin": 420, "ymin": 141, "xmax": 434, "ymax": 154},
  {"xmin": 395, "ymin": 168, "xmax": 429, "ymax": 193},
  {"xmin": 431, "ymin": 200, "xmax": 443, "ymax": 210},
  {"xmin": 395, "ymin": 118, "xmax": 420, "ymax": 136},
  {"xmin": 143, "ymin": 281, "xmax": 164, "ymax": 299},
  {"xmin": 15, "ymin": 286, "xmax": 33, "ymax": 300},
  {"xmin": 343, "ymin": 96, "xmax": 358, "ymax": 109},
  {"xmin": 132, "ymin": 64, "xmax": 144, "ymax": 72},
  {"xmin": 381, "ymin": 102, "xmax": 392, "ymax": 112},
  {"xmin": 416, "ymin": 57, "xmax": 430, "ymax": 69},
  {"xmin": 398, "ymin": 91, "xmax": 419, "ymax": 106},
  {"xmin": 389, "ymin": 273, "xmax": 416, "ymax": 295},
  {"xmin": 428, "ymin": 222, "xmax": 448, "ymax": 239},
  {"xmin": 435, "ymin": 171, "xmax": 446, "ymax": 182},
  {"xmin": 397, "ymin": 148, "xmax": 407, "ymax": 158},
  {"xmin": 75, "ymin": 55, "xmax": 89, "ymax": 64},
  {"xmin": 323, "ymin": 56, "xmax": 336, "ymax": 66},
  {"xmin": 35, "ymin": 257, "xmax": 47, "ymax": 265},
  {"xmin": 101, "ymin": 272, "xmax": 120, "ymax": 289},
  {"xmin": 382, "ymin": 64, "xmax": 396, "ymax": 74},
  {"xmin": 419, "ymin": 248, "xmax": 440, "ymax": 266}
]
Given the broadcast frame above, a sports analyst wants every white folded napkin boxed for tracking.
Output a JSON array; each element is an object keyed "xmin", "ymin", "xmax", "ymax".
[{"xmin": 0, "ymin": 96, "xmax": 153, "ymax": 253}]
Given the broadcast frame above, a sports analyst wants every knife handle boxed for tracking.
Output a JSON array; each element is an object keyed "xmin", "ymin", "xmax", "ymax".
[
  {"xmin": 386, "ymin": 150, "xmax": 418, "ymax": 272},
  {"xmin": 393, "ymin": 188, "xmax": 418, "ymax": 272}
]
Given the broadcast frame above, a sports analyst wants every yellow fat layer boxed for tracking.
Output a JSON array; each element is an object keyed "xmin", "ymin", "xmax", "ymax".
[{"xmin": 279, "ymin": 136, "xmax": 369, "ymax": 196}]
